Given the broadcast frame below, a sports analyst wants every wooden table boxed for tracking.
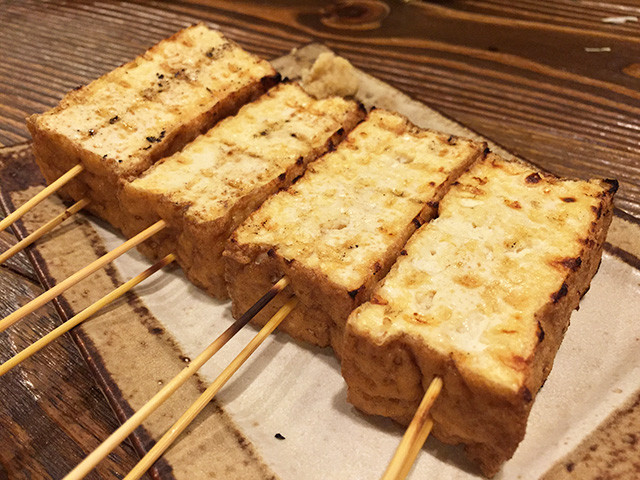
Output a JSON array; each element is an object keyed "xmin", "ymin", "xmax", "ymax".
[{"xmin": 1, "ymin": 1, "xmax": 639, "ymax": 479}]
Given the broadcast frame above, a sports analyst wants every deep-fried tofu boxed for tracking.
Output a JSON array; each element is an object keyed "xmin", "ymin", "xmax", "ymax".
[
  {"xmin": 341, "ymin": 154, "xmax": 617, "ymax": 476},
  {"xmin": 27, "ymin": 24, "xmax": 279, "ymax": 229},
  {"xmin": 225, "ymin": 109, "xmax": 485, "ymax": 355},
  {"xmin": 121, "ymin": 82, "xmax": 364, "ymax": 298}
]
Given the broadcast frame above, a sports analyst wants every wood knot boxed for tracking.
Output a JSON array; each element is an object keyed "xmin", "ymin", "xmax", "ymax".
[{"xmin": 321, "ymin": 0, "xmax": 390, "ymax": 30}]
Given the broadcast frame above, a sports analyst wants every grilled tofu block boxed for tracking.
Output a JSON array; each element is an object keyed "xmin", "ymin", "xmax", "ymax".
[
  {"xmin": 27, "ymin": 24, "xmax": 279, "ymax": 230},
  {"xmin": 225, "ymin": 109, "xmax": 485, "ymax": 355},
  {"xmin": 341, "ymin": 154, "xmax": 617, "ymax": 477},
  {"xmin": 121, "ymin": 82, "xmax": 364, "ymax": 298}
]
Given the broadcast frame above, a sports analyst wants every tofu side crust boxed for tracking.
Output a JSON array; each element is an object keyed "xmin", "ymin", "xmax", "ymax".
[
  {"xmin": 341, "ymin": 154, "xmax": 618, "ymax": 476},
  {"xmin": 225, "ymin": 109, "xmax": 486, "ymax": 355},
  {"xmin": 121, "ymin": 82, "xmax": 365, "ymax": 298},
  {"xmin": 26, "ymin": 24, "xmax": 279, "ymax": 229}
]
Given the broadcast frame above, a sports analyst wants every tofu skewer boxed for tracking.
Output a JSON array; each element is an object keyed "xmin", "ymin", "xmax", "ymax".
[
  {"xmin": 63, "ymin": 277, "xmax": 290, "ymax": 480},
  {"xmin": 226, "ymin": 108, "xmax": 486, "ymax": 355},
  {"xmin": 3, "ymin": 23, "xmax": 278, "ymax": 262},
  {"xmin": 26, "ymin": 23, "xmax": 278, "ymax": 230},
  {"xmin": 343, "ymin": 154, "xmax": 617, "ymax": 477}
]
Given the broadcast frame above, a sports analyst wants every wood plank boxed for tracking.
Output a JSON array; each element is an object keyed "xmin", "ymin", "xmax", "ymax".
[
  {"xmin": 0, "ymin": 265, "xmax": 140, "ymax": 480},
  {"xmin": 0, "ymin": 0, "xmax": 638, "ymax": 220},
  {"xmin": 0, "ymin": 144, "xmax": 143, "ymax": 479}
]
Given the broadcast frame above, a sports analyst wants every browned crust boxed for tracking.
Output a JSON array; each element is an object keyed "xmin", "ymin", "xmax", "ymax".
[
  {"xmin": 224, "ymin": 221, "xmax": 409, "ymax": 351},
  {"xmin": 341, "ymin": 173, "xmax": 617, "ymax": 477},
  {"xmin": 26, "ymin": 75, "xmax": 278, "ymax": 232}
]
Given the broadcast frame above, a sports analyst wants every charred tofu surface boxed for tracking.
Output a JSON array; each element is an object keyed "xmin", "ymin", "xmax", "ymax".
[
  {"xmin": 225, "ymin": 109, "xmax": 485, "ymax": 354},
  {"xmin": 341, "ymin": 154, "xmax": 617, "ymax": 476},
  {"xmin": 122, "ymin": 83, "xmax": 364, "ymax": 298},
  {"xmin": 27, "ymin": 24, "xmax": 278, "ymax": 228}
]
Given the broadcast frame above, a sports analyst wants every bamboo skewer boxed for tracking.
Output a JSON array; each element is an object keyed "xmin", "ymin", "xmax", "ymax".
[
  {"xmin": 5, "ymin": 164, "xmax": 446, "ymax": 479},
  {"xmin": 380, "ymin": 376, "xmax": 444, "ymax": 480},
  {"xmin": 396, "ymin": 417, "xmax": 434, "ymax": 480},
  {"xmin": 0, "ymin": 198, "xmax": 90, "ymax": 265},
  {"xmin": 0, "ymin": 164, "xmax": 84, "ymax": 233},
  {"xmin": 64, "ymin": 277, "xmax": 290, "ymax": 480},
  {"xmin": 0, "ymin": 219, "xmax": 167, "ymax": 334},
  {"xmin": 0, "ymin": 253, "xmax": 176, "ymax": 377},
  {"xmin": 122, "ymin": 297, "xmax": 298, "ymax": 480},
  {"xmin": 1, "ymin": 164, "xmax": 444, "ymax": 479}
]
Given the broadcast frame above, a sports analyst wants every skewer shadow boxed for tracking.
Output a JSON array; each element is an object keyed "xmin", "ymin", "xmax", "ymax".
[
  {"xmin": 330, "ymin": 385, "xmax": 482, "ymax": 477},
  {"xmin": 25, "ymin": 214, "xmax": 83, "ymax": 245},
  {"xmin": 212, "ymin": 330, "xmax": 302, "ymax": 406},
  {"xmin": 78, "ymin": 266, "xmax": 180, "ymax": 321},
  {"xmin": 152, "ymin": 330, "xmax": 299, "ymax": 457}
]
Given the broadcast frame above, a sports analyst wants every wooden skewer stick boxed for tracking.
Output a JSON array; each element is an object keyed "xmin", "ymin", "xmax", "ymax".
[
  {"xmin": 0, "ymin": 164, "xmax": 84, "ymax": 233},
  {"xmin": 0, "ymin": 198, "xmax": 90, "ymax": 266},
  {"xmin": 380, "ymin": 376, "xmax": 444, "ymax": 480},
  {"xmin": 0, "ymin": 253, "xmax": 176, "ymax": 378},
  {"xmin": 0, "ymin": 219, "xmax": 167, "ymax": 334},
  {"xmin": 122, "ymin": 297, "xmax": 298, "ymax": 480},
  {"xmin": 397, "ymin": 417, "xmax": 434, "ymax": 480},
  {"xmin": 64, "ymin": 277, "xmax": 290, "ymax": 480}
]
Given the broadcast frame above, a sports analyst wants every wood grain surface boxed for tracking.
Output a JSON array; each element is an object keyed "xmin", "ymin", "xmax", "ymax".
[
  {"xmin": 0, "ymin": 1, "xmax": 639, "ymax": 479},
  {"xmin": 0, "ymin": 264, "xmax": 140, "ymax": 480},
  {"xmin": 1, "ymin": 0, "xmax": 639, "ymax": 219},
  {"xmin": 0, "ymin": 147, "xmax": 143, "ymax": 480}
]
